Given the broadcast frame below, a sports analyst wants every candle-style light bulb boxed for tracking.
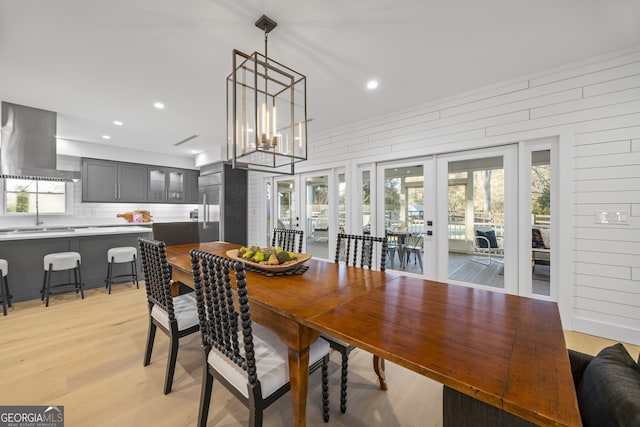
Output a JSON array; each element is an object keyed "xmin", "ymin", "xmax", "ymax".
[
  {"xmin": 272, "ymin": 105, "xmax": 277, "ymax": 147},
  {"xmin": 260, "ymin": 102, "xmax": 266, "ymax": 146}
]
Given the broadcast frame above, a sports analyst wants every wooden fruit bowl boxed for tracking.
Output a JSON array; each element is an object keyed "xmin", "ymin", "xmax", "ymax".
[{"xmin": 225, "ymin": 249, "xmax": 312, "ymax": 272}]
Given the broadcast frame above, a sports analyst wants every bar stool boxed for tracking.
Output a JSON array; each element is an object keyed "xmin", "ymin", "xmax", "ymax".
[
  {"xmin": 42, "ymin": 252, "xmax": 84, "ymax": 307},
  {"xmin": 105, "ymin": 246, "xmax": 139, "ymax": 294},
  {"xmin": 0, "ymin": 259, "xmax": 12, "ymax": 316}
]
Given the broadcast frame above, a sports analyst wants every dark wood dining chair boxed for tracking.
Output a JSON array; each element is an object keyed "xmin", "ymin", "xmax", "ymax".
[
  {"xmin": 189, "ymin": 250, "xmax": 330, "ymax": 426},
  {"xmin": 152, "ymin": 221, "xmax": 200, "ymax": 293},
  {"xmin": 271, "ymin": 228, "xmax": 304, "ymax": 253},
  {"xmin": 329, "ymin": 233, "xmax": 389, "ymax": 413},
  {"xmin": 152, "ymin": 221, "xmax": 200, "ymax": 246},
  {"xmin": 138, "ymin": 237, "xmax": 199, "ymax": 394}
]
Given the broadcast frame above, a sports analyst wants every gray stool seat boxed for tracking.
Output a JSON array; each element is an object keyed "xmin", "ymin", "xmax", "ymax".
[
  {"xmin": 41, "ymin": 251, "xmax": 84, "ymax": 307},
  {"xmin": 43, "ymin": 252, "xmax": 81, "ymax": 271},
  {"xmin": 105, "ymin": 246, "xmax": 138, "ymax": 294},
  {"xmin": 0, "ymin": 259, "xmax": 12, "ymax": 316}
]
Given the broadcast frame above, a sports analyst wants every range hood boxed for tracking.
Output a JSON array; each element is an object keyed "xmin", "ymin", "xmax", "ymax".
[{"xmin": 0, "ymin": 101, "xmax": 80, "ymax": 181}]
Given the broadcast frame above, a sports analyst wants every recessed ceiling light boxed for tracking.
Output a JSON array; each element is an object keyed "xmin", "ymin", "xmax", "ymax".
[
  {"xmin": 102, "ymin": 135, "xmax": 111, "ymax": 140},
  {"xmin": 113, "ymin": 120, "xmax": 123, "ymax": 126},
  {"xmin": 154, "ymin": 102, "xmax": 165, "ymax": 109},
  {"xmin": 367, "ymin": 80, "xmax": 379, "ymax": 90}
]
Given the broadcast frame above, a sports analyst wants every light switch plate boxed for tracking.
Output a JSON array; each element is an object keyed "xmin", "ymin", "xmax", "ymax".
[{"xmin": 595, "ymin": 211, "xmax": 629, "ymax": 225}]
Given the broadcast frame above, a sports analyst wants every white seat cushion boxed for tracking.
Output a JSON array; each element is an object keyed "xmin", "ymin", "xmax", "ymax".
[
  {"xmin": 151, "ymin": 292, "xmax": 198, "ymax": 331},
  {"xmin": 0, "ymin": 259, "xmax": 7, "ymax": 277},
  {"xmin": 208, "ymin": 322, "xmax": 330, "ymax": 399},
  {"xmin": 44, "ymin": 252, "xmax": 81, "ymax": 271},
  {"xmin": 107, "ymin": 246, "xmax": 137, "ymax": 263}
]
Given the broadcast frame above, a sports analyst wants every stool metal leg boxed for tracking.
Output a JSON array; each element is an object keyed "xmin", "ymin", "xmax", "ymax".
[
  {"xmin": 76, "ymin": 261, "xmax": 85, "ymax": 299},
  {"xmin": 5, "ymin": 276, "xmax": 11, "ymax": 308},
  {"xmin": 45, "ymin": 265, "xmax": 53, "ymax": 307},
  {"xmin": 131, "ymin": 255, "xmax": 139, "ymax": 288},
  {"xmin": 106, "ymin": 257, "xmax": 114, "ymax": 294},
  {"xmin": 41, "ymin": 272, "xmax": 47, "ymax": 301},
  {"xmin": 1, "ymin": 274, "xmax": 7, "ymax": 316}
]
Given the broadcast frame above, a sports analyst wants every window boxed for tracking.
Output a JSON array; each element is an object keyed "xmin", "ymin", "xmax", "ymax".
[{"xmin": 4, "ymin": 179, "xmax": 66, "ymax": 214}]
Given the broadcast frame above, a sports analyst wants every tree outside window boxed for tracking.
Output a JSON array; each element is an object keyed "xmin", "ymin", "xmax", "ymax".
[{"xmin": 4, "ymin": 179, "xmax": 66, "ymax": 214}]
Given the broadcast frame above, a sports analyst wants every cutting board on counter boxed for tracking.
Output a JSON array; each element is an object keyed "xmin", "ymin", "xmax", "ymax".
[{"xmin": 117, "ymin": 210, "xmax": 152, "ymax": 223}]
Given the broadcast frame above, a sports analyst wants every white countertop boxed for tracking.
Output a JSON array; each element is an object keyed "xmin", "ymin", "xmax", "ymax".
[{"xmin": 0, "ymin": 225, "xmax": 153, "ymax": 241}]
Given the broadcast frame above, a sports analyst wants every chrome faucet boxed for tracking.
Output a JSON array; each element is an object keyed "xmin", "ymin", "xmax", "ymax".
[{"xmin": 35, "ymin": 197, "xmax": 43, "ymax": 226}]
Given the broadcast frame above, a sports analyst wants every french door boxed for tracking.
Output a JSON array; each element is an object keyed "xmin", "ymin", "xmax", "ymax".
[
  {"xmin": 273, "ymin": 169, "xmax": 343, "ymax": 259},
  {"xmin": 436, "ymin": 146, "xmax": 518, "ymax": 293},
  {"xmin": 372, "ymin": 141, "xmax": 555, "ymax": 299},
  {"xmin": 375, "ymin": 158, "xmax": 436, "ymax": 276}
]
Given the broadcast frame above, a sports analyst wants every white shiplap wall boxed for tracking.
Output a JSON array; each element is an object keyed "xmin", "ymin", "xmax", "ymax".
[{"xmin": 247, "ymin": 45, "xmax": 640, "ymax": 345}]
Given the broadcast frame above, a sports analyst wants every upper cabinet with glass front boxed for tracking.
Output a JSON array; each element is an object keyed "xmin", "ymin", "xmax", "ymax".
[{"xmin": 148, "ymin": 167, "xmax": 199, "ymax": 203}]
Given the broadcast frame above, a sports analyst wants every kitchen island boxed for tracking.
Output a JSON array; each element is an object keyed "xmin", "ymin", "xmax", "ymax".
[{"xmin": 0, "ymin": 225, "xmax": 153, "ymax": 302}]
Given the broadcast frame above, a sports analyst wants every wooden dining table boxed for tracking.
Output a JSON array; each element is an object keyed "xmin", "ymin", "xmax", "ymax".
[{"xmin": 165, "ymin": 241, "xmax": 580, "ymax": 427}]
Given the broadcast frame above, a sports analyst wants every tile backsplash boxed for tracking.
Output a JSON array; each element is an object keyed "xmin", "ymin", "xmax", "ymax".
[{"xmin": 0, "ymin": 156, "xmax": 198, "ymax": 228}]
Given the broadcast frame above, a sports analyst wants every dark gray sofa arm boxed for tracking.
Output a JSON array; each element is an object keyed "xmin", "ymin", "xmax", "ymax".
[{"xmin": 568, "ymin": 349, "xmax": 594, "ymax": 390}]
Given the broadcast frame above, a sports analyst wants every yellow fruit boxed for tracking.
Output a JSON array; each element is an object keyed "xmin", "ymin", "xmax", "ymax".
[{"xmin": 268, "ymin": 254, "xmax": 280, "ymax": 265}]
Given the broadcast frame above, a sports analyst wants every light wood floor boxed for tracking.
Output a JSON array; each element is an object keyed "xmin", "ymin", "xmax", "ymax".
[{"xmin": 1, "ymin": 285, "xmax": 637, "ymax": 427}]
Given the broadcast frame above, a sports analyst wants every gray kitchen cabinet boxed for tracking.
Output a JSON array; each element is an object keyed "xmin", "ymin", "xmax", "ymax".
[
  {"xmin": 185, "ymin": 170, "xmax": 200, "ymax": 203},
  {"xmin": 82, "ymin": 158, "xmax": 147, "ymax": 202},
  {"xmin": 83, "ymin": 158, "xmax": 197, "ymax": 203},
  {"xmin": 0, "ymin": 228, "xmax": 153, "ymax": 302}
]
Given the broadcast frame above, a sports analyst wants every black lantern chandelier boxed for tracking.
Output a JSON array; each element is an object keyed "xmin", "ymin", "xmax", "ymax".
[{"xmin": 227, "ymin": 15, "xmax": 307, "ymax": 175}]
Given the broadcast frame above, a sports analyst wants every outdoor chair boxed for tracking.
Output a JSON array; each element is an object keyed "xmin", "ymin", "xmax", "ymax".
[
  {"xmin": 402, "ymin": 233, "xmax": 424, "ymax": 272},
  {"xmin": 471, "ymin": 226, "xmax": 504, "ymax": 266}
]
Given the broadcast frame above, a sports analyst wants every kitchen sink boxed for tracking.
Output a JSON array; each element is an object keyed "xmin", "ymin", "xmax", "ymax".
[{"xmin": 0, "ymin": 227, "xmax": 75, "ymax": 235}]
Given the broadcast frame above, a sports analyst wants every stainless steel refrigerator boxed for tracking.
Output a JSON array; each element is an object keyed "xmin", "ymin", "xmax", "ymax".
[
  {"xmin": 197, "ymin": 163, "xmax": 247, "ymax": 244},
  {"xmin": 197, "ymin": 172, "xmax": 220, "ymax": 242}
]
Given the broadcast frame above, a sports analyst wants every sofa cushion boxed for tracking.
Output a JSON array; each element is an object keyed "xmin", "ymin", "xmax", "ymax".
[
  {"xmin": 577, "ymin": 343, "xmax": 640, "ymax": 427},
  {"xmin": 531, "ymin": 228, "xmax": 546, "ymax": 248}
]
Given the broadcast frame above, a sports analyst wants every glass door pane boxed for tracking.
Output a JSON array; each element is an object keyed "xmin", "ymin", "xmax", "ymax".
[
  {"xmin": 338, "ymin": 172, "xmax": 346, "ymax": 235},
  {"xmin": 305, "ymin": 174, "xmax": 330, "ymax": 259},
  {"xmin": 445, "ymin": 155, "xmax": 507, "ymax": 289},
  {"xmin": 531, "ymin": 149, "xmax": 551, "ymax": 296},
  {"xmin": 265, "ymin": 180, "xmax": 271, "ymax": 244},
  {"xmin": 276, "ymin": 178, "xmax": 297, "ymax": 229},
  {"xmin": 382, "ymin": 164, "xmax": 424, "ymax": 273},
  {"xmin": 168, "ymin": 170, "xmax": 184, "ymax": 201},
  {"xmin": 149, "ymin": 168, "xmax": 166, "ymax": 201},
  {"xmin": 361, "ymin": 170, "xmax": 371, "ymax": 234}
]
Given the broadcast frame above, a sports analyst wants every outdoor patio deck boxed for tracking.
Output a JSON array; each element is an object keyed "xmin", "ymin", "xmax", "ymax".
[{"xmin": 306, "ymin": 238, "xmax": 550, "ymax": 296}]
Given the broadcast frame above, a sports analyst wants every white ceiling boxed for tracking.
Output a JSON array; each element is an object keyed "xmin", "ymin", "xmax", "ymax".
[{"xmin": 1, "ymin": 0, "xmax": 639, "ymax": 159}]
